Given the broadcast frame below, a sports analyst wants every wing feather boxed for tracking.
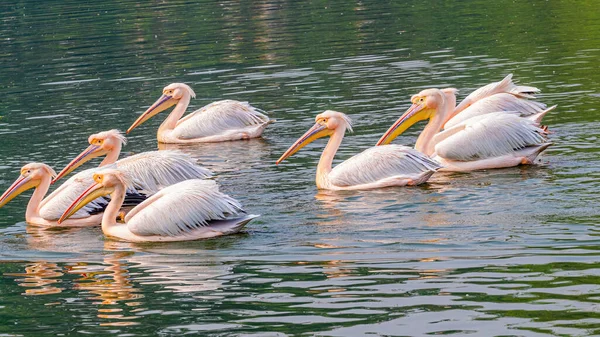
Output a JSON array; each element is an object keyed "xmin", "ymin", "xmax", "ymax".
[
  {"xmin": 126, "ymin": 180, "xmax": 244, "ymax": 237},
  {"xmin": 329, "ymin": 145, "xmax": 442, "ymax": 187},
  {"xmin": 435, "ymin": 113, "xmax": 548, "ymax": 161},
  {"xmin": 445, "ymin": 93, "xmax": 546, "ymax": 129},
  {"xmin": 461, "ymin": 74, "xmax": 540, "ymax": 104},
  {"xmin": 173, "ymin": 100, "xmax": 269, "ymax": 139},
  {"xmin": 116, "ymin": 150, "xmax": 212, "ymax": 193},
  {"xmin": 39, "ymin": 168, "xmax": 108, "ymax": 219}
]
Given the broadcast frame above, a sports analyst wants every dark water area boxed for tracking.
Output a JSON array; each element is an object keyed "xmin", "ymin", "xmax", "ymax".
[{"xmin": 0, "ymin": 1, "xmax": 599, "ymax": 336}]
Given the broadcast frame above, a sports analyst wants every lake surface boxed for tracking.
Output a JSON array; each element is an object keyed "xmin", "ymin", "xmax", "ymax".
[{"xmin": 1, "ymin": 0, "xmax": 599, "ymax": 336}]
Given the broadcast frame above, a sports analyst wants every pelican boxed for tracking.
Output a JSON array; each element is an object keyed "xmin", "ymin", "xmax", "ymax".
[
  {"xmin": 276, "ymin": 110, "xmax": 442, "ymax": 190},
  {"xmin": 59, "ymin": 169, "xmax": 258, "ymax": 242},
  {"xmin": 376, "ymin": 88, "xmax": 553, "ymax": 171},
  {"xmin": 52, "ymin": 130, "xmax": 212, "ymax": 189},
  {"xmin": 127, "ymin": 83, "xmax": 272, "ymax": 143},
  {"xmin": 0, "ymin": 163, "xmax": 104, "ymax": 227}
]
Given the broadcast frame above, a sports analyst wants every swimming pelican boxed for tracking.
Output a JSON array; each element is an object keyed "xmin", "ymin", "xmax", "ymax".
[
  {"xmin": 51, "ymin": 130, "xmax": 212, "ymax": 189},
  {"xmin": 376, "ymin": 88, "xmax": 552, "ymax": 171},
  {"xmin": 59, "ymin": 169, "xmax": 258, "ymax": 242},
  {"xmin": 0, "ymin": 163, "xmax": 104, "ymax": 227},
  {"xmin": 127, "ymin": 83, "xmax": 272, "ymax": 143},
  {"xmin": 276, "ymin": 110, "xmax": 442, "ymax": 190}
]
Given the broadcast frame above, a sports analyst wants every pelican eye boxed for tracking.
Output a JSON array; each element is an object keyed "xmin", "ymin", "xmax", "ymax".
[{"xmin": 93, "ymin": 174, "xmax": 103, "ymax": 183}]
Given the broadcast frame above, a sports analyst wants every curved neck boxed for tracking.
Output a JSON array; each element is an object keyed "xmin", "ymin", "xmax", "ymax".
[
  {"xmin": 158, "ymin": 94, "xmax": 190, "ymax": 134},
  {"xmin": 99, "ymin": 142, "xmax": 122, "ymax": 167},
  {"xmin": 26, "ymin": 176, "xmax": 51, "ymax": 221},
  {"xmin": 102, "ymin": 184, "xmax": 126, "ymax": 231},
  {"xmin": 415, "ymin": 92, "xmax": 456, "ymax": 156},
  {"xmin": 316, "ymin": 127, "xmax": 345, "ymax": 188}
]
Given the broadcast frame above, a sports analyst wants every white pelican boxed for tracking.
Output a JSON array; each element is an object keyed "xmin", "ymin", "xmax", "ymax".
[
  {"xmin": 0, "ymin": 163, "xmax": 104, "ymax": 227},
  {"xmin": 51, "ymin": 130, "xmax": 212, "ymax": 189},
  {"xmin": 127, "ymin": 83, "xmax": 272, "ymax": 143},
  {"xmin": 376, "ymin": 88, "xmax": 553, "ymax": 171},
  {"xmin": 276, "ymin": 110, "xmax": 442, "ymax": 190},
  {"xmin": 59, "ymin": 169, "xmax": 258, "ymax": 242}
]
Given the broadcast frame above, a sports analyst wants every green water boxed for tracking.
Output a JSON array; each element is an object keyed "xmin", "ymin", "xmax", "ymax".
[{"xmin": 1, "ymin": 0, "xmax": 599, "ymax": 336}]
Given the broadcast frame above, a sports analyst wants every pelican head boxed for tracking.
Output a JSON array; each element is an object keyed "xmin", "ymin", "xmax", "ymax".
[
  {"xmin": 0, "ymin": 163, "xmax": 57, "ymax": 207},
  {"xmin": 52, "ymin": 130, "xmax": 127, "ymax": 184},
  {"xmin": 59, "ymin": 169, "xmax": 132, "ymax": 224},
  {"xmin": 376, "ymin": 88, "xmax": 457, "ymax": 146},
  {"xmin": 127, "ymin": 83, "xmax": 196, "ymax": 134},
  {"xmin": 276, "ymin": 110, "xmax": 352, "ymax": 164}
]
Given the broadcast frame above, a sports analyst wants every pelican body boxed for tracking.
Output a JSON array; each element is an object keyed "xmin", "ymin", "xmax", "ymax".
[
  {"xmin": 127, "ymin": 83, "xmax": 272, "ymax": 143},
  {"xmin": 0, "ymin": 163, "xmax": 104, "ymax": 227},
  {"xmin": 59, "ymin": 169, "xmax": 258, "ymax": 242},
  {"xmin": 52, "ymin": 130, "xmax": 212, "ymax": 187},
  {"xmin": 377, "ymin": 80, "xmax": 553, "ymax": 172},
  {"xmin": 276, "ymin": 110, "xmax": 442, "ymax": 190}
]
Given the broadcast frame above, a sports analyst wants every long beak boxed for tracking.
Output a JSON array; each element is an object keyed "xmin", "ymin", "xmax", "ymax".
[
  {"xmin": 376, "ymin": 103, "xmax": 431, "ymax": 146},
  {"xmin": 276, "ymin": 123, "xmax": 332, "ymax": 164},
  {"xmin": 58, "ymin": 183, "xmax": 113, "ymax": 224},
  {"xmin": 127, "ymin": 94, "xmax": 177, "ymax": 134},
  {"xmin": 0, "ymin": 175, "xmax": 37, "ymax": 207},
  {"xmin": 52, "ymin": 145, "xmax": 106, "ymax": 184}
]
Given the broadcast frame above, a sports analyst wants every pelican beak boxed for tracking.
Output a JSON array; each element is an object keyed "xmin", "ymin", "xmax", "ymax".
[
  {"xmin": 52, "ymin": 144, "xmax": 107, "ymax": 183},
  {"xmin": 276, "ymin": 123, "xmax": 332, "ymax": 164},
  {"xmin": 127, "ymin": 94, "xmax": 178, "ymax": 134},
  {"xmin": 0, "ymin": 175, "xmax": 37, "ymax": 207},
  {"xmin": 376, "ymin": 103, "xmax": 433, "ymax": 146},
  {"xmin": 58, "ymin": 183, "xmax": 113, "ymax": 224}
]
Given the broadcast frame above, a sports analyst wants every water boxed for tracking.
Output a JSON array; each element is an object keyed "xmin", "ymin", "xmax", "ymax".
[{"xmin": 1, "ymin": 0, "xmax": 599, "ymax": 335}]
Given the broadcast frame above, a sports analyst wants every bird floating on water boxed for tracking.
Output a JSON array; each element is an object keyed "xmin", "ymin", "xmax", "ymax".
[
  {"xmin": 376, "ymin": 75, "xmax": 554, "ymax": 171},
  {"xmin": 127, "ymin": 83, "xmax": 272, "ymax": 143},
  {"xmin": 52, "ymin": 129, "xmax": 211, "ymax": 188},
  {"xmin": 0, "ymin": 163, "xmax": 105, "ymax": 227},
  {"xmin": 59, "ymin": 169, "xmax": 258, "ymax": 242},
  {"xmin": 276, "ymin": 110, "xmax": 442, "ymax": 190}
]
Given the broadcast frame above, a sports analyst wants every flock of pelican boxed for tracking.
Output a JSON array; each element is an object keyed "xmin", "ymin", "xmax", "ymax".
[{"xmin": 0, "ymin": 75, "xmax": 554, "ymax": 242}]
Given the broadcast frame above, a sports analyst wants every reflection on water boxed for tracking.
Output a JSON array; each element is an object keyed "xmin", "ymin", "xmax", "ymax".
[
  {"xmin": 1, "ymin": 0, "xmax": 600, "ymax": 335},
  {"xmin": 4, "ymin": 261, "xmax": 63, "ymax": 296}
]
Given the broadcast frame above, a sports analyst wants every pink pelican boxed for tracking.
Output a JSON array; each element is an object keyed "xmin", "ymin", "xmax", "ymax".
[
  {"xmin": 59, "ymin": 169, "xmax": 258, "ymax": 242},
  {"xmin": 127, "ymin": 83, "xmax": 272, "ymax": 143},
  {"xmin": 276, "ymin": 110, "xmax": 442, "ymax": 190},
  {"xmin": 376, "ymin": 87, "xmax": 553, "ymax": 171}
]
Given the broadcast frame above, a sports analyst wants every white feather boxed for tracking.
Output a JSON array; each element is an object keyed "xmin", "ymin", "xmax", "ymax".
[
  {"xmin": 173, "ymin": 100, "xmax": 270, "ymax": 139},
  {"xmin": 435, "ymin": 113, "xmax": 548, "ymax": 161},
  {"xmin": 39, "ymin": 168, "xmax": 108, "ymax": 220},
  {"xmin": 39, "ymin": 150, "xmax": 210, "ymax": 220},
  {"xmin": 461, "ymin": 73, "xmax": 540, "ymax": 103},
  {"xmin": 114, "ymin": 150, "xmax": 212, "ymax": 193},
  {"xmin": 125, "ymin": 179, "xmax": 244, "ymax": 237},
  {"xmin": 329, "ymin": 145, "xmax": 442, "ymax": 187},
  {"xmin": 445, "ymin": 93, "xmax": 547, "ymax": 129}
]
